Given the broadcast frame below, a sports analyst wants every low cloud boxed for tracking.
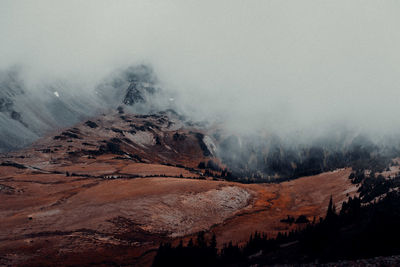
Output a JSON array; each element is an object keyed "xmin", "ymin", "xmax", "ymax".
[{"xmin": 1, "ymin": 1, "xmax": 400, "ymax": 140}]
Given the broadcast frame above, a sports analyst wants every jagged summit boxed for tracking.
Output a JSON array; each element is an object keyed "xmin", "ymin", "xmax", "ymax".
[
  {"xmin": 94, "ymin": 64, "xmax": 167, "ymax": 112},
  {"xmin": 119, "ymin": 65, "xmax": 161, "ymax": 108},
  {"xmin": 123, "ymin": 80, "xmax": 157, "ymax": 105}
]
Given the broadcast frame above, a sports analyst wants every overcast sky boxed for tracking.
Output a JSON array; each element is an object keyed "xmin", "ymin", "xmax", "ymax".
[{"xmin": 1, "ymin": 1, "xmax": 400, "ymax": 137}]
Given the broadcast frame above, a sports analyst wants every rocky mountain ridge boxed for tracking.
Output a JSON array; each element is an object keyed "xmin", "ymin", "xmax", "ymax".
[{"xmin": 0, "ymin": 65, "xmax": 163, "ymax": 153}]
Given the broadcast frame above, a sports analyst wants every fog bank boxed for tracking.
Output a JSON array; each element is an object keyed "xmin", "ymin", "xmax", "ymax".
[{"xmin": 1, "ymin": 1, "xmax": 400, "ymax": 139}]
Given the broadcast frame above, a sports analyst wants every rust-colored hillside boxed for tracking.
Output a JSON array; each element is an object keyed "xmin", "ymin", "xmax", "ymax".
[{"xmin": 0, "ymin": 112, "xmax": 358, "ymax": 266}]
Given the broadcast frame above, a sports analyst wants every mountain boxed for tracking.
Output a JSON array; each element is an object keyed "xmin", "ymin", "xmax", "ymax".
[
  {"xmin": 0, "ymin": 65, "xmax": 166, "ymax": 153},
  {"xmin": 0, "ymin": 68, "xmax": 101, "ymax": 152},
  {"xmin": 1, "ymin": 65, "xmax": 398, "ymax": 180},
  {"xmin": 0, "ymin": 107, "xmax": 359, "ymax": 266},
  {"xmin": 1, "ymin": 65, "xmax": 400, "ymax": 266}
]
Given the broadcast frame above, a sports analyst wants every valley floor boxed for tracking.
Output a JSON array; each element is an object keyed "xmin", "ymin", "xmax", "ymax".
[{"xmin": 0, "ymin": 160, "xmax": 356, "ymax": 266}]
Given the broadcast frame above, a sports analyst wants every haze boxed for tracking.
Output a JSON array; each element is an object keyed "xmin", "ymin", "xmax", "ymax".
[{"xmin": 1, "ymin": 1, "xmax": 400, "ymax": 138}]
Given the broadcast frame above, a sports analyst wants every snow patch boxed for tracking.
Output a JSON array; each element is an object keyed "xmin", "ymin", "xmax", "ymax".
[{"xmin": 203, "ymin": 135, "xmax": 217, "ymax": 156}]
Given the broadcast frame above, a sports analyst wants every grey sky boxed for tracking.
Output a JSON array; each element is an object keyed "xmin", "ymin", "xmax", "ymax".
[{"xmin": 1, "ymin": 1, "xmax": 400, "ymax": 136}]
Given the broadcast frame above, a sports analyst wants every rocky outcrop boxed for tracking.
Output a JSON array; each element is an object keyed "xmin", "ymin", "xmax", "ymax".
[
  {"xmin": 123, "ymin": 80, "xmax": 157, "ymax": 105},
  {"xmin": 0, "ymin": 69, "xmax": 26, "ymax": 126},
  {"xmin": 96, "ymin": 64, "xmax": 160, "ymax": 109}
]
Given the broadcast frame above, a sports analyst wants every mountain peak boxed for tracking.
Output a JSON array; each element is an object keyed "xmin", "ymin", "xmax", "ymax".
[{"xmin": 123, "ymin": 80, "xmax": 157, "ymax": 106}]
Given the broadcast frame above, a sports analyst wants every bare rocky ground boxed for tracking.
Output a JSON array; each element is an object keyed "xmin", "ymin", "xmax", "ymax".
[{"xmin": 0, "ymin": 112, "xmax": 359, "ymax": 266}]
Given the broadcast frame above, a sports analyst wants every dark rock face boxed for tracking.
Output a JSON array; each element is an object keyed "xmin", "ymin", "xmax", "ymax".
[
  {"xmin": 193, "ymin": 132, "xmax": 211, "ymax": 157},
  {"xmin": 10, "ymin": 111, "xmax": 22, "ymax": 121},
  {"xmin": 96, "ymin": 64, "xmax": 160, "ymax": 108},
  {"xmin": 117, "ymin": 65, "xmax": 159, "ymax": 106},
  {"xmin": 0, "ymin": 69, "xmax": 26, "ymax": 126},
  {"xmin": 85, "ymin": 121, "xmax": 98, "ymax": 128},
  {"xmin": 123, "ymin": 82, "xmax": 146, "ymax": 105},
  {"xmin": 173, "ymin": 133, "xmax": 186, "ymax": 141},
  {"xmin": 0, "ymin": 98, "xmax": 25, "ymax": 125},
  {"xmin": 0, "ymin": 97, "xmax": 14, "ymax": 112},
  {"xmin": 123, "ymin": 80, "xmax": 157, "ymax": 106}
]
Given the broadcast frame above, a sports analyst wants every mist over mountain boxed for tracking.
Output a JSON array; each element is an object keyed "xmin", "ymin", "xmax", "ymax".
[
  {"xmin": 3, "ymin": 2, "xmax": 400, "ymax": 266},
  {"xmin": 1, "ymin": 1, "xmax": 400, "ymax": 173},
  {"xmin": 0, "ymin": 67, "xmax": 102, "ymax": 151},
  {"xmin": 0, "ymin": 65, "xmax": 168, "ymax": 152},
  {"xmin": 1, "ymin": 1, "xmax": 400, "ymax": 137},
  {"xmin": 0, "ymin": 63, "xmax": 398, "ymax": 182}
]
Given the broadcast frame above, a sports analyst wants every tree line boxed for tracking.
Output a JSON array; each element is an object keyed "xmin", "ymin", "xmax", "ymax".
[{"xmin": 152, "ymin": 189, "xmax": 400, "ymax": 266}]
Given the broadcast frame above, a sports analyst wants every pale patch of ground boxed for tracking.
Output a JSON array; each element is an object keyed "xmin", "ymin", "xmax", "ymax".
[
  {"xmin": 126, "ymin": 131, "xmax": 155, "ymax": 147},
  {"xmin": 0, "ymin": 177, "xmax": 251, "ymax": 239},
  {"xmin": 380, "ymin": 165, "xmax": 400, "ymax": 179},
  {"xmin": 29, "ymin": 209, "xmax": 61, "ymax": 219},
  {"xmin": 132, "ymin": 186, "xmax": 251, "ymax": 237}
]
